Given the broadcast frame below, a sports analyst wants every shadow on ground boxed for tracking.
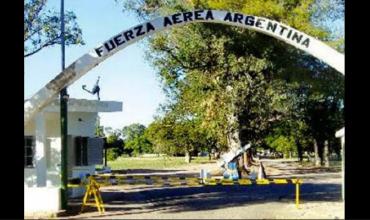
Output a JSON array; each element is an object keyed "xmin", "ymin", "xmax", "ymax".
[
  {"xmin": 276, "ymin": 167, "xmax": 341, "ymax": 174},
  {"xmin": 112, "ymin": 169, "xmax": 188, "ymax": 175},
  {"xmin": 62, "ymin": 182, "xmax": 342, "ymax": 218}
]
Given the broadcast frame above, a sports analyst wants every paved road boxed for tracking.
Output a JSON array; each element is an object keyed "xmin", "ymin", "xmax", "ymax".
[{"xmin": 62, "ymin": 159, "xmax": 344, "ymax": 219}]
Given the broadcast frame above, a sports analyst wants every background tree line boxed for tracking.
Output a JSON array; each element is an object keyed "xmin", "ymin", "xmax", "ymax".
[{"xmin": 95, "ymin": 120, "xmax": 156, "ymax": 161}]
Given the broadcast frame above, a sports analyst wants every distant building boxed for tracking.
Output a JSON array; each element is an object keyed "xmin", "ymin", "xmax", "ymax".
[{"xmin": 24, "ymin": 98, "xmax": 122, "ymax": 214}]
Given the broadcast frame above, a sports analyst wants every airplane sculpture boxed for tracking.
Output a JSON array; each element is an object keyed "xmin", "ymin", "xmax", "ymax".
[
  {"xmin": 217, "ymin": 143, "xmax": 266, "ymax": 179},
  {"xmin": 82, "ymin": 76, "xmax": 101, "ymax": 100},
  {"xmin": 217, "ymin": 143, "xmax": 252, "ymax": 168}
]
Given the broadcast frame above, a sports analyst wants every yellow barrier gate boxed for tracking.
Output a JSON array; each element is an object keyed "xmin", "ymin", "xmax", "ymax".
[
  {"xmin": 69, "ymin": 175, "xmax": 302, "ymax": 214},
  {"xmin": 69, "ymin": 176, "xmax": 105, "ymax": 214}
]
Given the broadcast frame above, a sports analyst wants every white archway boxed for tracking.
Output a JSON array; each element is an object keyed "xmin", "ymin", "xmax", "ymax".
[{"xmin": 24, "ymin": 10, "xmax": 344, "ymax": 125}]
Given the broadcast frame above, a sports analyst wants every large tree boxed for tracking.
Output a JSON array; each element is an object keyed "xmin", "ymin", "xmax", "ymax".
[
  {"xmin": 122, "ymin": 123, "xmax": 153, "ymax": 155},
  {"xmin": 145, "ymin": 112, "xmax": 213, "ymax": 163},
  {"xmin": 105, "ymin": 129, "xmax": 125, "ymax": 161},
  {"xmin": 24, "ymin": 0, "xmax": 84, "ymax": 57},
  {"xmin": 120, "ymin": 0, "xmax": 344, "ymax": 165}
]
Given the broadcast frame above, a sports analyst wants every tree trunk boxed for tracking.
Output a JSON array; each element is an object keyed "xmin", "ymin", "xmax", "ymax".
[
  {"xmin": 314, "ymin": 139, "xmax": 321, "ymax": 167},
  {"xmin": 226, "ymin": 86, "xmax": 242, "ymax": 151},
  {"xmin": 237, "ymin": 155, "xmax": 244, "ymax": 177},
  {"xmin": 104, "ymin": 148, "xmax": 108, "ymax": 167},
  {"xmin": 185, "ymin": 150, "xmax": 191, "ymax": 163},
  {"xmin": 336, "ymin": 138, "xmax": 342, "ymax": 160},
  {"xmin": 296, "ymin": 140, "xmax": 303, "ymax": 162},
  {"xmin": 240, "ymin": 151, "xmax": 253, "ymax": 177},
  {"xmin": 243, "ymin": 152, "xmax": 247, "ymax": 166},
  {"xmin": 226, "ymin": 112, "xmax": 242, "ymax": 151},
  {"xmin": 214, "ymin": 151, "xmax": 220, "ymax": 159},
  {"xmin": 323, "ymin": 140, "xmax": 330, "ymax": 167},
  {"xmin": 318, "ymin": 140, "xmax": 324, "ymax": 166}
]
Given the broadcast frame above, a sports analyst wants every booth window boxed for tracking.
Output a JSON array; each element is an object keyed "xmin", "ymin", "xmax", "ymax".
[
  {"xmin": 24, "ymin": 136, "xmax": 35, "ymax": 168},
  {"xmin": 75, "ymin": 136, "xmax": 88, "ymax": 166}
]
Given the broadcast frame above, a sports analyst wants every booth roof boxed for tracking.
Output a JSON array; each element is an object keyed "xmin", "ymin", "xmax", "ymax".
[{"xmin": 24, "ymin": 98, "xmax": 122, "ymax": 113}]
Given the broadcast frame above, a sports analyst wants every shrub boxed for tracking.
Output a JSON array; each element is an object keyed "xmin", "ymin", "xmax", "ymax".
[{"xmin": 106, "ymin": 148, "xmax": 120, "ymax": 161}]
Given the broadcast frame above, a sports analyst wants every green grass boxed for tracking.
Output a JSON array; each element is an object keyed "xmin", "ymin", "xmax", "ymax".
[{"xmin": 103, "ymin": 156, "xmax": 214, "ymax": 170}]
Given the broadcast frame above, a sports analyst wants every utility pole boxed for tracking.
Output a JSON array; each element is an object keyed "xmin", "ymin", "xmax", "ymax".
[{"xmin": 60, "ymin": 0, "xmax": 69, "ymax": 210}]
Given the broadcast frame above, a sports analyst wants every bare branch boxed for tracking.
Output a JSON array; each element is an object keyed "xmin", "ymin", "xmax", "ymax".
[{"xmin": 24, "ymin": 35, "xmax": 60, "ymax": 58}]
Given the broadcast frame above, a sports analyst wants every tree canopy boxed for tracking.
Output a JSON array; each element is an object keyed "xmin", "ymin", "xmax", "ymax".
[
  {"xmin": 24, "ymin": 0, "xmax": 84, "ymax": 57},
  {"xmin": 114, "ymin": 0, "xmax": 344, "ymax": 165},
  {"xmin": 122, "ymin": 123, "xmax": 154, "ymax": 155}
]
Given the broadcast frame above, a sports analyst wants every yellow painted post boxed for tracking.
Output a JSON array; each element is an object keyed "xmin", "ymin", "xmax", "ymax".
[
  {"xmin": 295, "ymin": 179, "xmax": 300, "ymax": 209},
  {"xmin": 80, "ymin": 185, "xmax": 89, "ymax": 214},
  {"xmin": 92, "ymin": 177, "xmax": 104, "ymax": 214},
  {"xmin": 93, "ymin": 189, "xmax": 102, "ymax": 214},
  {"xmin": 291, "ymin": 178, "xmax": 302, "ymax": 209}
]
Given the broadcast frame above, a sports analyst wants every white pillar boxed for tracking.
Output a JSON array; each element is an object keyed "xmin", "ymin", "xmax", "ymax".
[
  {"xmin": 335, "ymin": 127, "xmax": 345, "ymax": 202},
  {"xmin": 35, "ymin": 113, "xmax": 47, "ymax": 187},
  {"xmin": 341, "ymin": 136, "xmax": 345, "ymax": 201}
]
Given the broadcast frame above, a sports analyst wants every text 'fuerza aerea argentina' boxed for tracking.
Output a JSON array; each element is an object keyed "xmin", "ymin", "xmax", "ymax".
[{"xmin": 94, "ymin": 10, "xmax": 311, "ymax": 57}]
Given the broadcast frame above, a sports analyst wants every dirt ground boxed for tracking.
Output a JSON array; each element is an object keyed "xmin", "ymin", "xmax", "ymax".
[{"xmin": 34, "ymin": 159, "xmax": 344, "ymax": 219}]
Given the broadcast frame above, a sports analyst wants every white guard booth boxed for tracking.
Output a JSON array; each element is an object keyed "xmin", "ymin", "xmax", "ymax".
[{"xmin": 24, "ymin": 98, "xmax": 122, "ymax": 214}]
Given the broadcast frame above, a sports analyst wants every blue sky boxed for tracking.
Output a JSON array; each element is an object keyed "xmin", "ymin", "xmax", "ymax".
[
  {"xmin": 25, "ymin": 0, "xmax": 166, "ymax": 130},
  {"xmin": 25, "ymin": 0, "xmax": 344, "ymax": 130}
]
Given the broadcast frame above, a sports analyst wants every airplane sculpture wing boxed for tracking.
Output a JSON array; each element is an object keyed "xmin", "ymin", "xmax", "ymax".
[{"xmin": 217, "ymin": 143, "xmax": 251, "ymax": 168}]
